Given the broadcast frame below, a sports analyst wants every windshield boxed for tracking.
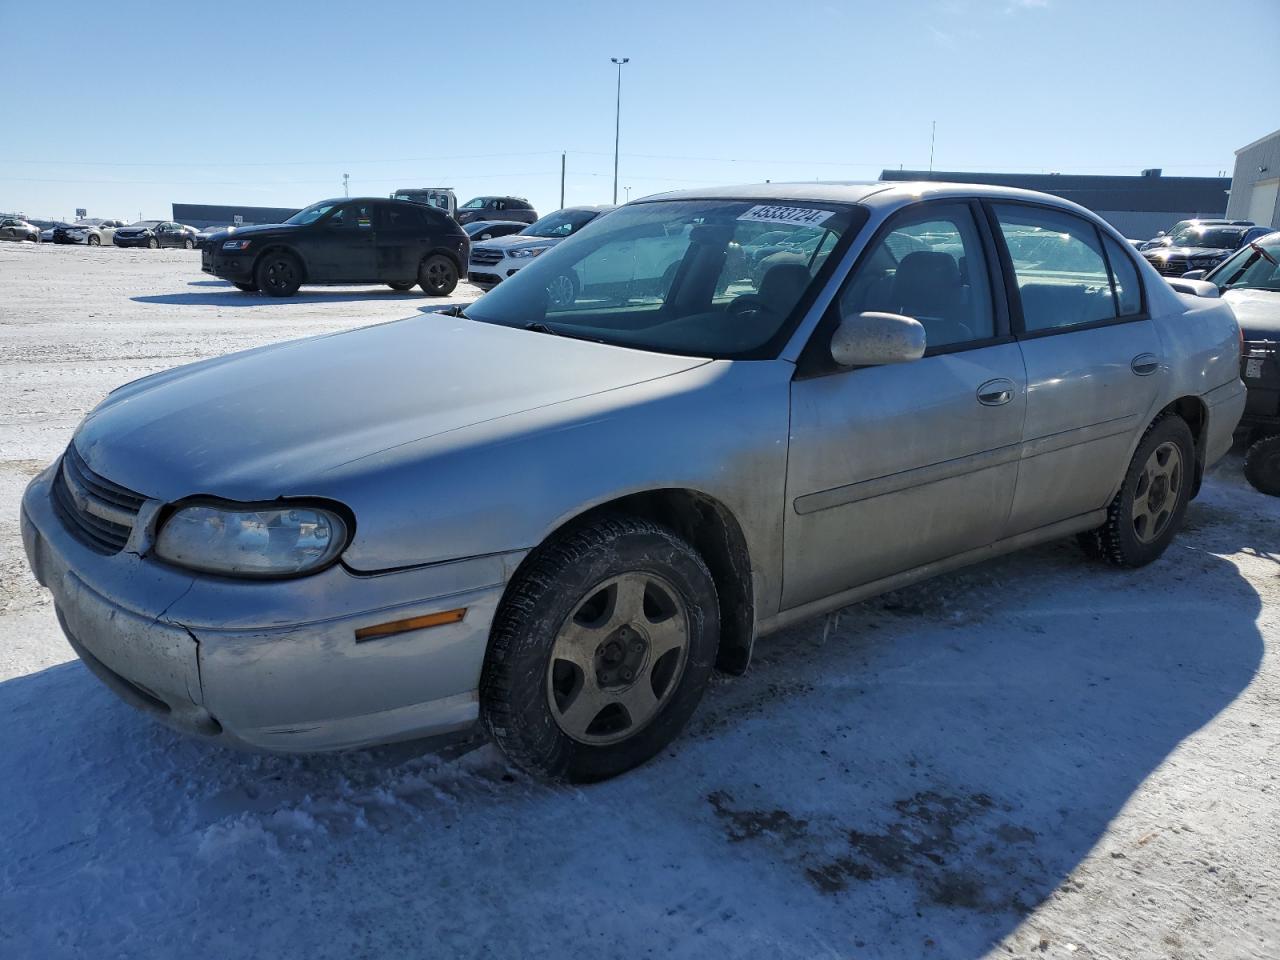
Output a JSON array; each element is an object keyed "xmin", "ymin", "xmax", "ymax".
[
  {"xmin": 1168, "ymin": 225, "xmax": 1246, "ymax": 249},
  {"xmin": 521, "ymin": 209, "xmax": 603, "ymax": 239},
  {"xmin": 284, "ymin": 202, "xmax": 339, "ymax": 226},
  {"xmin": 1208, "ymin": 234, "xmax": 1280, "ymax": 292},
  {"xmin": 461, "ymin": 197, "xmax": 487, "ymax": 209},
  {"xmin": 465, "ymin": 199, "xmax": 863, "ymax": 359}
]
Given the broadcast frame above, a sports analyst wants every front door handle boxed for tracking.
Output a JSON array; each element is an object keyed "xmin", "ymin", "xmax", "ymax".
[
  {"xmin": 977, "ymin": 378, "xmax": 1015, "ymax": 406},
  {"xmin": 1131, "ymin": 353, "xmax": 1160, "ymax": 376}
]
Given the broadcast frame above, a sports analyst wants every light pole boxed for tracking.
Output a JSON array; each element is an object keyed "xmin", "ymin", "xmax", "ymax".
[{"xmin": 611, "ymin": 57, "xmax": 629, "ymax": 205}]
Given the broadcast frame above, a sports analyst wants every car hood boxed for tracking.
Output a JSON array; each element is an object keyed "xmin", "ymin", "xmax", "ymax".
[
  {"xmin": 116, "ymin": 226, "xmax": 157, "ymax": 234},
  {"xmin": 73, "ymin": 315, "xmax": 707, "ymax": 503},
  {"xmin": 1144, "ymin": 246, "xmax": 1233, "ymax": 259},
  {"xmin": 472, "ymin": 233, "xmax": 562, "ymax": 252},
  {"xmin": 1223, "ymin": 287, "xmax": 1280, "ymax": 339}
]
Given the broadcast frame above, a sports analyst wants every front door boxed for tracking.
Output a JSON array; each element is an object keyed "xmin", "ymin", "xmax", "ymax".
[
  {"xmin": 307, "ymin": 201, "xmax": 376, "ymax": 281},
  {"xmin": 988, "ymin": 202, "xmax": 1165, "ymax": 535},
  {"xmin": 783, "ymin": 200, "xmax": 1026, "ymax": 609}
]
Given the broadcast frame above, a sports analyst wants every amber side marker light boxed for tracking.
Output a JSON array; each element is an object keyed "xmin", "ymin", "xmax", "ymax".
[{"xmin": 355, "ymin": 608, "xmax": 467, "ymax": 642}]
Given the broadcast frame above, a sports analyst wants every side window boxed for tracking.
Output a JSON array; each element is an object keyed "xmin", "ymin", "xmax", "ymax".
[
  {"xmin": 379, "ymin": 204, "xmax": 422, "ymax": 231},
  {"xmin": 1102, "ymin": 234, "xmax": 1142, "ymax": 316},
  {"xmin": 994, "ymin": 204, "xmax": 1117, "ymax": 333},
  {"xmin": 836, "ymin": 202, "xmax": 995, "ymax": 350},
  {"xmin": 329, "ymin": 203, "xmax": 373, "ymax": 230}
]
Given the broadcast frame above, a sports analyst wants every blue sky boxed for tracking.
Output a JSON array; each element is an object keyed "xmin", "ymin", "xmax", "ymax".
[{"xmin": 2, "ymin": 0, "xmax": 1277, "ymax": 221}]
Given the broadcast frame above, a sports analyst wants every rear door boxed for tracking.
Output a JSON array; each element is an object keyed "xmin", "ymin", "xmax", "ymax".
[
  {"xmin": 374, "ymin": 202, "xmax": 424, "ymax": 282},
  {"xmin": 782, "ymin": 200, "xmax": 1026, "ymax": 608},
  {"xmin": 989, "ymin": 202, "xmax": 1164, "ymax": 535}
]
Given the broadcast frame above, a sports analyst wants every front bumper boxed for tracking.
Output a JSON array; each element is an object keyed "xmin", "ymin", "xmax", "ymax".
[
  {"xmin": 113, "ymin": 235, "xmax": 153, "ymax": 247},
  {"xmin": 53, "ymin": 233, "xmax": 88, "ymax": 244},
  {"xmin": 21, "ymin": 464, "xmax": 520, "ymax": 752},
  {"xmin": 201, "ymin": 246, "xmax": 255, "ymax": 282},
  {"xmin": 467, "ymin": 256, "xmax": 527, "ymax": 288}
]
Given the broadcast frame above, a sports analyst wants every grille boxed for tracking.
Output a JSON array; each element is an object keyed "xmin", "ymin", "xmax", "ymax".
[
  {"xmin": 51, "ymin": 445, "xmax": 146, "ymax": 554},
  {"xmin": 1150, "ymin": 258, "xmax": 1188, "ymax": 277},
  {"xmin": 470, "ymin": 247, "xmax": 504, "ymax": 266}
]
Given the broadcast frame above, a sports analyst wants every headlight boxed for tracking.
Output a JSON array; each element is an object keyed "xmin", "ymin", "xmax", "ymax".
[
  {"xmin": 155, "ymin": 501, "xmax": 349, "ymax": 577},
  {"xmin": 509, "ymin": 246, "xmax": 550, "ymax": 260},
  {"xmin": 222, "ymin": 238, "xmax": 252, "ymax": 251}
]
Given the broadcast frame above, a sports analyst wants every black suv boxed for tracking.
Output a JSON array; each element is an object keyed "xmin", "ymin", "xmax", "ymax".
[
  {"xmin": 201, "ymin": 197, "xmax": 469, "ymax": 297},
  {"xmin": 455, "ymin": 196, "xmax": 537, "ymax": 226}
]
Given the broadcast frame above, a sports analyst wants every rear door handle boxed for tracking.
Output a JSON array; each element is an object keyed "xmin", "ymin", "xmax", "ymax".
[
  {"xmin": 1131, "ymin": 353, "xmax": 1160, "ymax": 376},
  {"xmin": 977, "ymin": 378, "xmax": 1015, "ymax": 406}
]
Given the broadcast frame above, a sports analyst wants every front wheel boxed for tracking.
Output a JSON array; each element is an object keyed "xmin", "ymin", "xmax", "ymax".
[
  {"xmin": 1086, "ymin": 414, "xmax": 1195, "ymax": 567},
  {"xmin": 481, "ymin": 516, "xmax": 719, "ymax": 783},
  {"xmin": 1244, "ymin": 434, "xmax": 1280, "ymax": 496},
  {"xmin": 87, "ymin": 234, "xmax": 100, "ymax": 246},
  {"xmin": 147, "ymin": 237, "xmax": 158, "ymax": 249},
  {"xmin": 255, "ymin": 251, "xmax": 303, "ymax": 297},
  {"xmin": 418, "ymin": 254, "xmax": 458, "ymax": 296},
  {"xmin": 183, "ymin": 238, "xmax": 194, "ymax": 250}
]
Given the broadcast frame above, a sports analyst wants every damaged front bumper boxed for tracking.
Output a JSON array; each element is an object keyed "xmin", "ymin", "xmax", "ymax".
[{"xmin": 21, "ymin": 465, "xmax": 523, "ymax": 752}]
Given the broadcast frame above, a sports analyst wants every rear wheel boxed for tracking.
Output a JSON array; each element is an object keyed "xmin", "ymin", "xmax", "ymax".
[
  {"xmin": 387, "ymin": 280, "xmax": 415, "ymax": 291},
  {"xmin": 1244, "ymin": 434, "xmax": 1280, "ymax": 496},
  {"xmin": 255, "ymin": 250, "xmax": 303, "ymax": 297},
  {"xmin": 233, "ymin": 282, "xmax": 259, "ymax": 293},
  {"xmin": 481, "ymin": 516, "xmax": 719, "ymax": 783},
  {"xmin": 419, "ymin": 254, "xmax": 458, "ymax": 296},
  {"xmin": 1088, "ymin": 415, "xmax": 1195, "ymax": 567}
]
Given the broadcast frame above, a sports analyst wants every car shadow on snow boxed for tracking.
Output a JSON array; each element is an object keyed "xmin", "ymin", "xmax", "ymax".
[{"xmin": 0, "ymin": 495, "xmax": 1267, "ymax": 958}]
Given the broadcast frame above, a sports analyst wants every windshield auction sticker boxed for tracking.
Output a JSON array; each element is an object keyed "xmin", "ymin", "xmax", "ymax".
[{"xmin": 738, "ymin": 205, "xmax": 835, "ymax": 227}]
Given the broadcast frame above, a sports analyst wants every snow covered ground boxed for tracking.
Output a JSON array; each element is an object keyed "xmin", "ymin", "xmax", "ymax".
[{"xmin": 1, "ymin": 241, "xmax": 1277, "ymax": 959}]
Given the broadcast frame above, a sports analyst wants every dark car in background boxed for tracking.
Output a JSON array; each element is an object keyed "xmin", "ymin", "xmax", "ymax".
[
  {"xmin": 113, "ymin": 220, "xmax": 199, "ymax": 249},
  {"xmin": 1190, "ymin": 231, "xmax": 1280, "ymax": 494},
  {"xmin": 0, "ymin": 217, "xmax": 40, "ymax": 242},
  {"xmin": 467, "ymin": 205, "xmax": 614, "ymax": 293},
  {"xmin": 463, "ymin": 220, "xmax": 527, "ymax": 242},
  {"xmin": 1141, "ymin": 223, "xmax": 1273, "ymax": 278},
  {"xmin": 455, "ymin": 196, "xmax": 538, "ymax": 226},
  {"xmin": 201, "ymin": 197, "xmax": 469, "ymax": 297},
  {"xmin": 1139, "ymin": 218, "xmax": 1254, "ymax": 251}
]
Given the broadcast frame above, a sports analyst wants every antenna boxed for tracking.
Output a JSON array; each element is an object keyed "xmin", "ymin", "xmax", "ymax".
[
  {"xmin": 343, "ymin": 173, "xmax": 350, "ymax": 198},
  {"xmin": 929, "ymin": 120, "xmax": 936, "ymax": 173}
]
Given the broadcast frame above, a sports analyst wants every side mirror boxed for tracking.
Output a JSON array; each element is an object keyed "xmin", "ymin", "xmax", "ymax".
[
  {"xmin": 1156, "ymin": 231, "xmax": 1166, "ymax": 237},
  {"xmin": 831, "ymin": 311, "xmax": 926, "ymax": 367},
  {"xmin": 1166, "ymin": 277, "xmax": 1219, "ymax": 298},
  {"xmin": 1180, "ymin": 269, "xmax": 1207, "ymax": 281}
]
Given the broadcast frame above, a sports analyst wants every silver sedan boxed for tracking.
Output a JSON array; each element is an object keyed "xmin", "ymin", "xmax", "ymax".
[{"xmin": 21, "ymin": 181, "xmax": 1246, "ymax": 782}]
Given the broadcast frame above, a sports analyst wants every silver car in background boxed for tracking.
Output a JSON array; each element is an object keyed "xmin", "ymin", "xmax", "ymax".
[{"xmin": 21, "ymin": 182, "xmax": 1246, "ymax": 782}]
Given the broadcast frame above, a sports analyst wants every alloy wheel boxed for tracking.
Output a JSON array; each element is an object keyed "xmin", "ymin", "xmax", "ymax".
[
  {"xmin": 546, "ymin": 572, "xmax": 689, "ymax": 745},
  {"xmin": 1132, "ymin": 440, "xmax": 1182, "ymax": 543},
  {"xmin": 263, "ymin": 258, "xmax": 296, "ymax": 292}
]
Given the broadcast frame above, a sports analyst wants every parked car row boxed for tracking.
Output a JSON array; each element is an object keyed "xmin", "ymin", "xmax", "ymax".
[
  {"xmin": 0, "ymin": 215, "xmax": 202, "ymax": 248},
  {"xmin": 1140, "ymin": 221, "xmax": 1273, "ymax": 277}
]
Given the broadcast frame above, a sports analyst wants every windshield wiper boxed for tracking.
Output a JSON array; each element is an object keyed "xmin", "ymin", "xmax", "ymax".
[
  {"xmin": 1249, "ymin": 242, "xmax": 1278, "ymax": 266},
  {"xmin": 525, "ymin": 321, "xmax": 608, "ymax": 345}
]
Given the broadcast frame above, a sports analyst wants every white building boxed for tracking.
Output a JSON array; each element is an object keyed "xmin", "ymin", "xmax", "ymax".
[{"xmin": 1226, "ymin": 128, "xmax": 1280, "ymax": 229}]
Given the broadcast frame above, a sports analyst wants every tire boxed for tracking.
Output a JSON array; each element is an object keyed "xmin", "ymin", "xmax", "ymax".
[
  {"xmin": 1089, "ymin": 414, "xmax": 1195, "ymax": 568},
  {"xmin": 481, "ymin": 515, "xmax": 719, "ymax": 783},
  {"xmin": 233, "ymin": 282, "xmax": 259, "ymax": 293},
  {"xmin": 387, "ymin": 280, "xmax": 415, "ymax": 291},
  {"xmin": 87, "ymin": 234, "xmax": 100, "ymax": 246},
  {"xmin": 184, "ymin": 238, "xmax": 194, "ymax": 250},
  {"xmin": 419, "ymin": 254, "xmax": 458, "ymax": 296},
  {"xmin": 1244, "ymin": 434, "xmax": 1280, "ymax": 496},
  {"xmin": 546, "ymin": 272, "xmax": 579, "ymax": 308},
  {"xmin": 147, "ymin": 237, "xmax": 158, "ymax": 249},
  {"xmin": 254, "ymin": 250, "xmax": 303, "ymax": 297}
]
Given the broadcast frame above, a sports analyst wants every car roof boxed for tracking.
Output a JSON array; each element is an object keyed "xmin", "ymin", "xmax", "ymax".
[
  {"xmin": 640, "ymin": 180, "xmax": 1108, "ymax": 218},
  {"xmin": 559, "ymin": 205, "xmax": 616, "ymax": 213}
]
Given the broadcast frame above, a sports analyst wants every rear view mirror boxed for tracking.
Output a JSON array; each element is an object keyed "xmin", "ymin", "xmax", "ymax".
[{"xmin": 831, "ymin": 311, "xmax": 926, "ymax": 367}]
